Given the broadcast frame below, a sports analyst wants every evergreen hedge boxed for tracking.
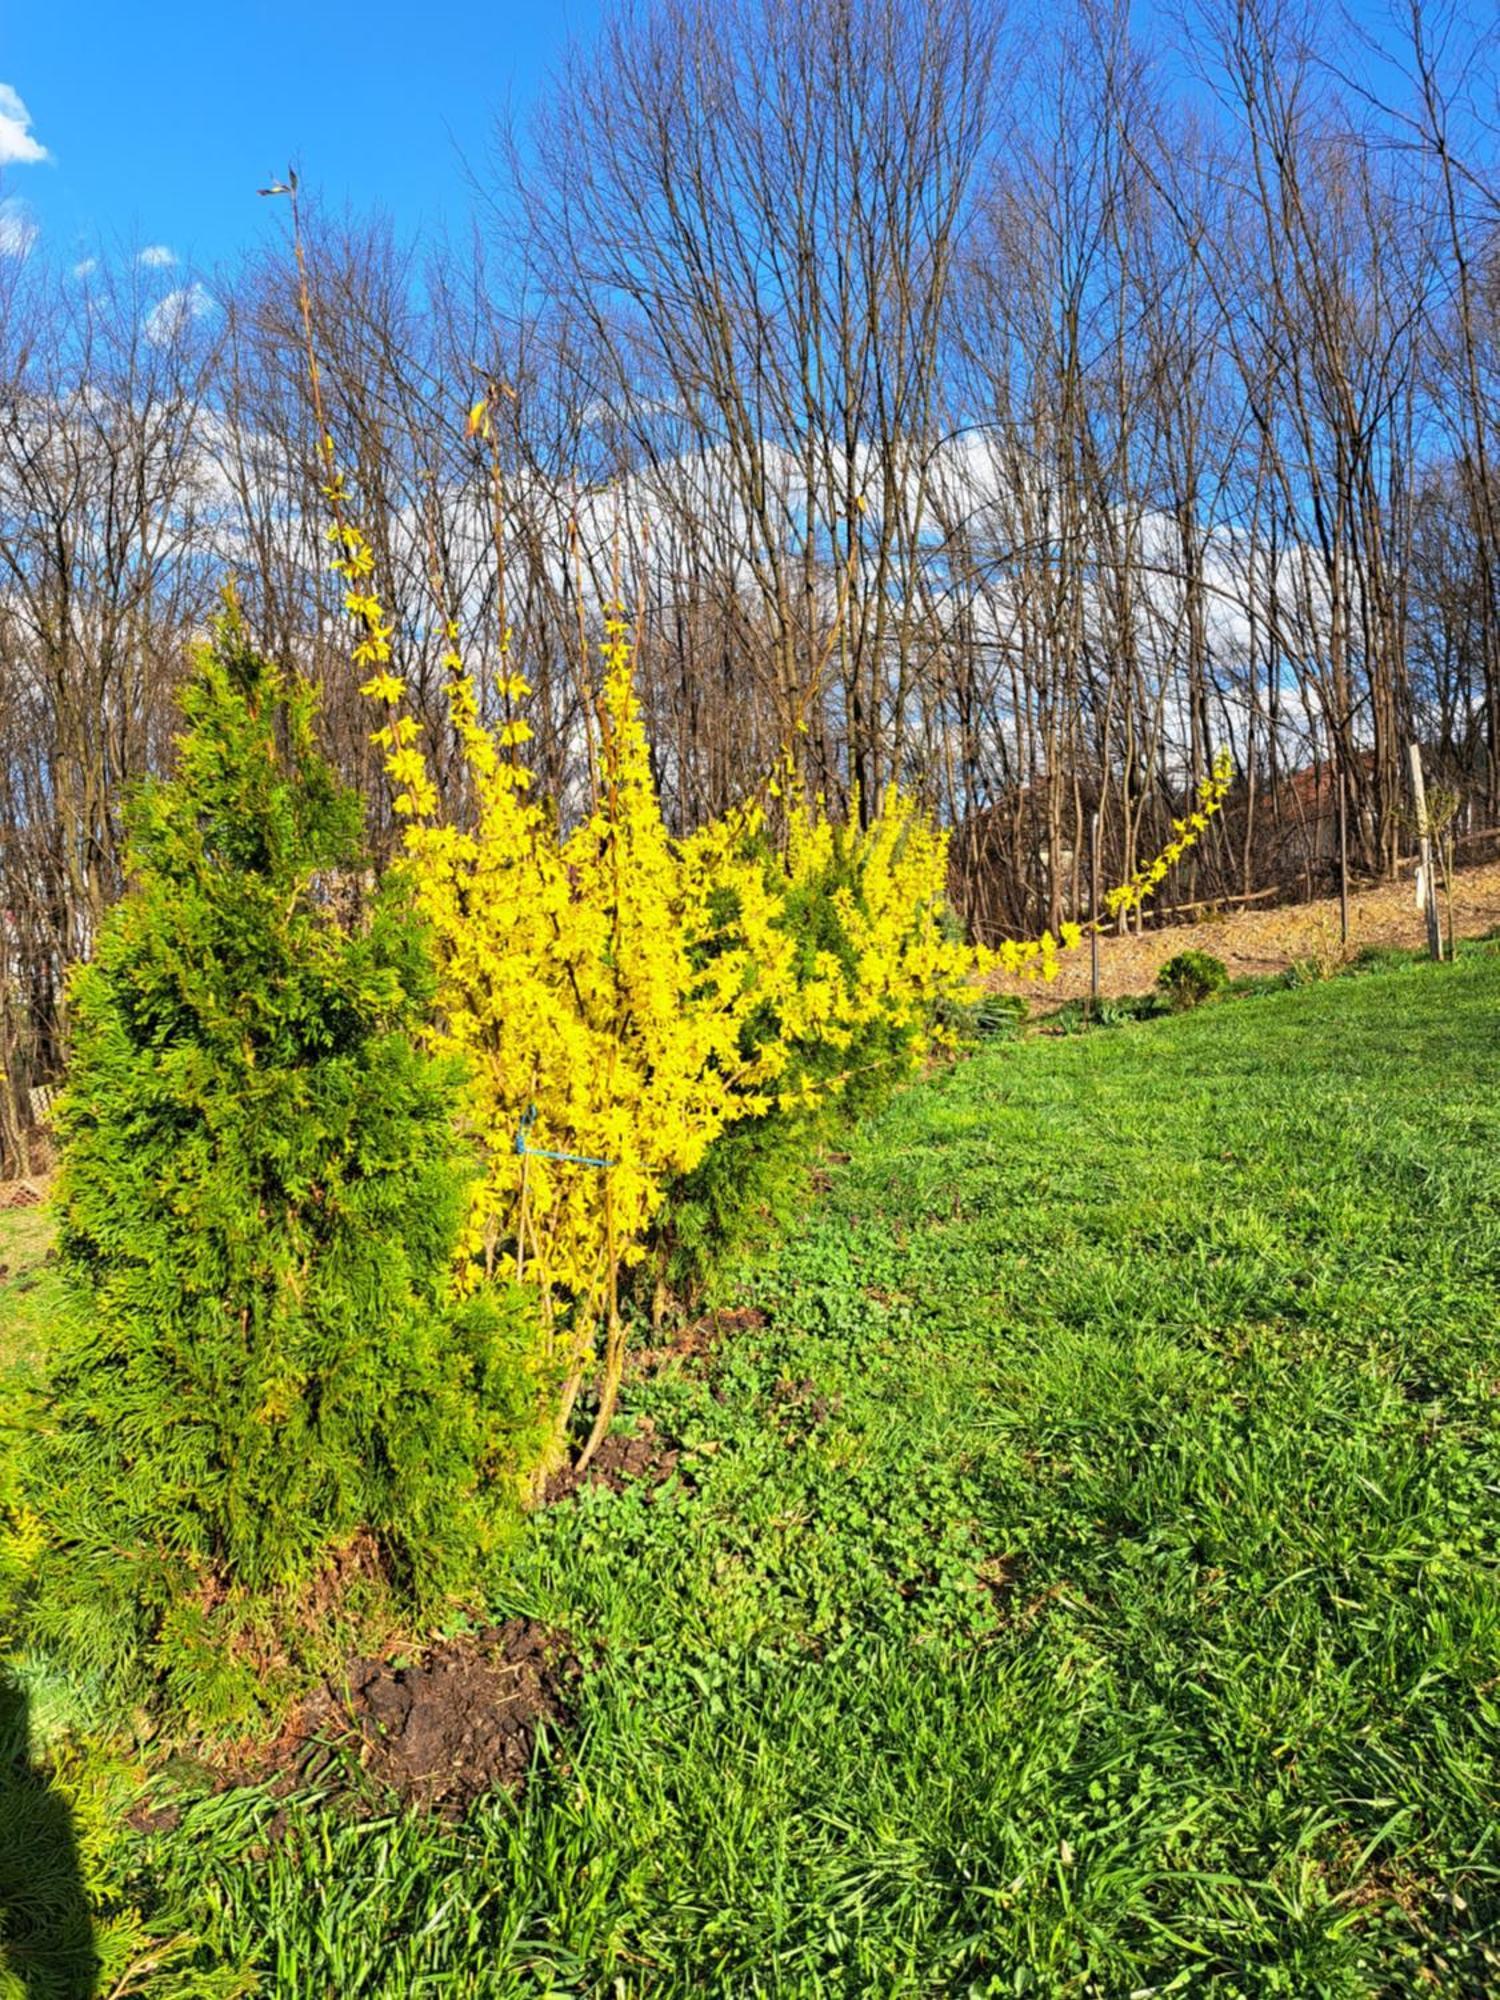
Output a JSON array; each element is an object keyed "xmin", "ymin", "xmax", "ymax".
[{"xmin": 24, "ymin": 622, "xmax": 536, "ymax": 1727}]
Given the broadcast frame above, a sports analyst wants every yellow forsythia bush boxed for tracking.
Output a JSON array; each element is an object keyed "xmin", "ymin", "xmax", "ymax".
[
  {"xmin": 335, "ymin": 526, "xmax": 1228, "ymax": 1477},
  {"xmin": 371, "ymin": 616, "xmax": 981, "ymax": 1466},
  {"xmin": 307, "ymin": 356, "xmax": 1227, "ymax": 1473}
]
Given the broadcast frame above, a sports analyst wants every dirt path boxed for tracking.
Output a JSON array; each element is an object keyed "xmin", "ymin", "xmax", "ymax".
[{"xmin": 990, "ymin": 858, "xmax": 1500, "ymax": 1009}]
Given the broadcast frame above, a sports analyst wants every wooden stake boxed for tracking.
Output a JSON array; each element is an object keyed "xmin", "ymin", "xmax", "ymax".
[
  {"xmin": 1336, "ymin": 740, "xmax": 1350, "ymax": 948},
  {"xmin": 1089, "ymin": 808, "xmax": 1101, "ymax": 1012},
  {"xmin": 515, "ymin": 1146, "xmax": 531, "ymax": 1281},
  {"xmin": 575, "ymin": 1178, "xmax": 624, "ymax": 1474},
  {"xmin": 1408, "ymin": 741, "xmax": 1443, "ymax": 962}
]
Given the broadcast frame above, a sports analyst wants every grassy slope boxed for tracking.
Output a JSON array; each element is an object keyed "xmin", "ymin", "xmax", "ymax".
[
  {"xmin": 100, "ymin": 958, "xmax": 1500, "ymax": 1991},
  {"xmin": 0, "ymin": 1206, "xmax": 61, "ymax": 1384}
]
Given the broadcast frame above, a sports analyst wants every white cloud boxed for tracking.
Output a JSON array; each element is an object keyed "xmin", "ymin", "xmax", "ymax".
[
  {"xmin": 0, "ymin": 199, "xmax": 37, "ymax": 258},
  {"xmin": 144, "ymin": 280, "xmax": 215, "ymax": 346},
  {"xmin": 72, "ymin": 256, "xmax": 97, "ymax": 279},
  {"xmin": 137, "ymin": 243, "xmax": 176, "ymax": 269},
  {"xmin": 0, "ymin": 84, "xmax": 47, "ymax": 167}
]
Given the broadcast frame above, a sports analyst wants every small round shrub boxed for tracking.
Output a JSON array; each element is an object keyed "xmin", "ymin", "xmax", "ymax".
[{"xmin": 1156, "ymin": 949, "xmax": 1229, "ymax": 1010}]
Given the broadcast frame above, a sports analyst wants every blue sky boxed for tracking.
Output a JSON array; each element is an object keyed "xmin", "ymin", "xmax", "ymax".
[
  {"xmin": 0, "ymin": 0, "xmax": 601, "ymax": 277},
  {"xmin": 0, "ymin": 0, "xmax": 1473, "ymax": 287}
]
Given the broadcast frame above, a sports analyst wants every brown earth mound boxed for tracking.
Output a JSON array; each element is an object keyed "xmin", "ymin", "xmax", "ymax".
[
  {"xmin": 341, "ymin": 1619, "xmax": 576, "ymax": 1812},
  {"xmin": 191, "ymin": 1421, "xmax": 687, "ymax": 1820},
  {"xmin": 252, "ymin": 1618, "xmax": 578, "ymax": 1818},
  {"xmin": 544, "ymin": 1413, "xmax": 682, "ymax": 1502}
]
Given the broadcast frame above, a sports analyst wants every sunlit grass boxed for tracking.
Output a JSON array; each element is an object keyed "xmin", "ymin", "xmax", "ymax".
[
  {"xmin": 0, "ymin": 1204, "xmax": 59, "ymax": 1383},
  {"xmin": 27, "ymin": 950, "xmax": 1500, "ymax": 1994}
]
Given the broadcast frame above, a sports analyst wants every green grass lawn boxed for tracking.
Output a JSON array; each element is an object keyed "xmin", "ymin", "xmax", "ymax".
[
  {"xmin": 0, "ymin": 1204, "xmax": 62, "ymax": 1385},
  {"xmin": 20, "ymin": 952, "xmax": 1500, "ymax": 1995}
]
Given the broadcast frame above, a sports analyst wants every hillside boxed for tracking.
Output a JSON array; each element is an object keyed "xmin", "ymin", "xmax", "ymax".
[{"xmin": 991, "ymin": 857, "xmax": 1500, "ymax": 1009}]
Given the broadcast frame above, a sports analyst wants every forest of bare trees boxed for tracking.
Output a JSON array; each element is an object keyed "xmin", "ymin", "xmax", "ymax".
[{"xmin": 3, "ymin": 0, "xmax": 1499, "ymax": 1169}]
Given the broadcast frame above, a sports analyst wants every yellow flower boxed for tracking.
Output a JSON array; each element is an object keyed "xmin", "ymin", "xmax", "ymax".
[{"xmin": 359, "ymin": 669, "xmax": 405, "ymax": 705}]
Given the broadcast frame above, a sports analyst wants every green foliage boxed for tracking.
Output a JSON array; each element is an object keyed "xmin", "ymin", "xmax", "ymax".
[
  {"xmin": 949, "ymin": 989, "xmax": 1029, "ymax": 1042},
  {"xmin": 1095, "ymin": 992, "xmax": 1165, "ymax": 1026},
  {"xmin": 650, "ymin": 1103, "xmax": 825, "ymax": 1307},
  {"xmin": 103, "ymin": 951, "xmax": 1500, "ymax": 1993},
  {"xmin": 1228, "ymin": 968, "xmax": 1299, "ymax": 998},
  {"xmin": 1156, "ymin": 946, "xmax": 1230, "ymax": 1008},
  {"xmin": 975, "ymin": 990, "xmax": 1029, "ymax": 1039},
  {"xmin": 653, "ymin": 825, "xmax": 930, "ymax": 1305},
  {"xmin": 1047, "ymin": 991, "xmax": 1166, "ymax": 1035},
  {"xmin": 0, "ymin": 1671, "xmax": 95, "ymax": 2000},
  {"xmin": 23, "ymin": 620, "xmax": 539, "ymax": 1729}
]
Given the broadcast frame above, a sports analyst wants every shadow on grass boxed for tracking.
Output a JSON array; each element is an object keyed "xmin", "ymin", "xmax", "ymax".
[{"xmin": 0, "ymin": 1668, "xmax": 96, "ymax": 1998}]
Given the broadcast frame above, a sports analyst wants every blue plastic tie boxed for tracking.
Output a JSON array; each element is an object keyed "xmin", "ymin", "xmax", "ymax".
[{"xmin": 513, "ymin": 1102, "xmax": 615, "ymax": 1171}]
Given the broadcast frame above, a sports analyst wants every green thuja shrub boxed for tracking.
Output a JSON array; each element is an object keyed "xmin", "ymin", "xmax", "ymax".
[{"xmin": 25, "ymin": 620, "xmax": 537, "ymax": 1730}]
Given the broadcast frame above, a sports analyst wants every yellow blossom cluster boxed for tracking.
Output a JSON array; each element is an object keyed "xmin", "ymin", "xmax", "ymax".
[
  {"xmin": 1102, "ymin": 750, "xmax": 1234, "ymax": 922},
  {"xmin": 991, "ymin": 921, "xmax": 1086, "ymax": 984},
  {"xmin": 679, "ymin": 775, "xmax": 986, "ymax": 1119},
  {"xmin": 328, "ymin": 497, "xmax": 982, "ymax": 1459},
  {"xmin": 314, "ymin": 421, "xmax": 1229, "ymax": 1470},
  {"xmin": 791, "ymin": 785, "xmax": 980, "ymax": 1068}
]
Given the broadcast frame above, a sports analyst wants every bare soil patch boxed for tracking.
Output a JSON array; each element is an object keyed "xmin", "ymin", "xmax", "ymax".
[
  {"xmin": 631, "ymin": 1303, "xmax": 766, "ymax": 1381},
  {"xmin": 544, "ymin": 1413, "xmax": 682, "ymax": 1501},
  {"xmin": 249, "ymin": 1619, "xmax": 579, "ymax": 1818},
  {"xmin": 989, "ymin": 857, "xmax": 1500, "ymax": 1010}
]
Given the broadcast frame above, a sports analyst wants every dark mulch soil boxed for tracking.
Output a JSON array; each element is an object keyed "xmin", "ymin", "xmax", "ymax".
[
  {"xmin": 240, "ymin": 1618, "xmax": 578, "ymax": 1819},
  {"xmin": 140, "ymin": 1410, "xmax": 704, "ymax": 1826},
  {"xmin": 631, "ymin": 1303, "xmax": 766, "ymax": 1379},
  {"xmin": 543, "ymin": 1413, "xmax": 683, "ymax": 1502},
  {"xmin": 146, "ymin": 1412, "xmax": 695, "ymax": 1826}
]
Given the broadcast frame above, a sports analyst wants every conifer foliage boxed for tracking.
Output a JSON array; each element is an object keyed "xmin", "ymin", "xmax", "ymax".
[{"xmin": 31, "ymin": 619, "xmax": 523, "ymax": 1722}]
